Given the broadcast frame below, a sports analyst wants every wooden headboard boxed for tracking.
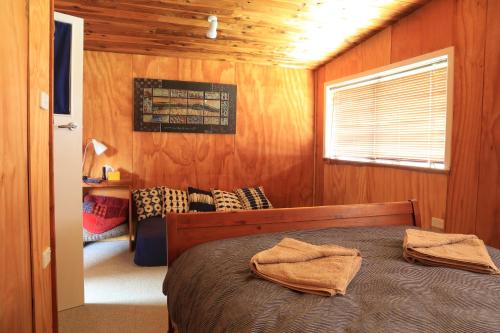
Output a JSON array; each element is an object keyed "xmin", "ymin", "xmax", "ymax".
[{"xmin": 166, "ymin": 200, "xmax": 420, "ymax": 265}]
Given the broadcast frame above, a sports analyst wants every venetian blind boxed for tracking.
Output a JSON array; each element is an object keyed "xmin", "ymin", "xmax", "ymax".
[{"xmin": 326, "ymin": 55, "xmax": 449, "ymax": 170}]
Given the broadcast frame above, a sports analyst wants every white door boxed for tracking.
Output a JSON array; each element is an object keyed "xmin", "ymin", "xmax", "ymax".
[{"xmin": 53, "ymin": 11, "xmax": 84, "ymax": 311}]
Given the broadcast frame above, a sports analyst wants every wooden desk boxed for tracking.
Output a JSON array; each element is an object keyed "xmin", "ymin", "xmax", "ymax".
[{"xmin": 82, "ymin": 180, "xmax": 134, "ymax": 250}]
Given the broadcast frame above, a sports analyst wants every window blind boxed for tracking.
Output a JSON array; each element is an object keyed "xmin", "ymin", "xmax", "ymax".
[{"xmin": 326, "ymin": 54, "xmax": 449, "ymax": 170}]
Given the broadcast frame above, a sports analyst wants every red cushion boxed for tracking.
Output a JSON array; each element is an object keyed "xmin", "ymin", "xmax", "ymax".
[{"xmin": 83, "ymin": 195, "xmax": 129, "ymax": 234}]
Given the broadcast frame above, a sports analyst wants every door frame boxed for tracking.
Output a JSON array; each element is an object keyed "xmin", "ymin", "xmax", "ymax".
[{"xmin": 50, "ymin": 1, "xmax": 57, "ymax": 329}]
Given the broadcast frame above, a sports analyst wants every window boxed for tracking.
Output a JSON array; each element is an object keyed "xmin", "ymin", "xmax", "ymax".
[{"xmin": 324, "ymin": 48, "xmax": 453, "ymax": 170}]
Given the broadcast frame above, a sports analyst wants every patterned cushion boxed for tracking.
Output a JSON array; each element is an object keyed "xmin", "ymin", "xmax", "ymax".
[
  {"xmin": 234, "ymin": 186, "xmax": 273, "ymax": 210},
  {"xmin": 187, "ymin": 187, "xmax": 215, "ymax": 212},
  {"xmin": 132, "ymin": 187, "xmax": 163, "ymax": 222},
  {"xmin": 212, "ymin": 189, "xmax": 244, "ymax": 212},
  {"xmin": 162, "ymin": 187, "xmax": 188, "ymax": 215},
  {"xmin": 82, "ymin": 195, "xmax": 129, "ymax": 233}
]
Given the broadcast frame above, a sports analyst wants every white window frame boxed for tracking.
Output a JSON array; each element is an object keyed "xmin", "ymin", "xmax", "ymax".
[{"xmin": 324, "ymin": 47, "xmax": 454, "ymax": 171}]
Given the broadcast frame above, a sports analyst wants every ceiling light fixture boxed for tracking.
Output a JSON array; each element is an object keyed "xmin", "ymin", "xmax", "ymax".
[{"xmin": 206, "ymin": 15, "xmax": 218, "ymax": 39}]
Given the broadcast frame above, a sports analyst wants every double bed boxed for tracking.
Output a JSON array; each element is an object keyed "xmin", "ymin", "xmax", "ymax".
[{"xmin": 163, "ymin": 201, "xmax": 500, "ymax": 332}]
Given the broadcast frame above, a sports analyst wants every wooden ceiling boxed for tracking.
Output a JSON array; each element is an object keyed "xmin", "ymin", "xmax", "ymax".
[{"xmin": 54, "ymin": 0, "xmax": 429, "ymax": 69}]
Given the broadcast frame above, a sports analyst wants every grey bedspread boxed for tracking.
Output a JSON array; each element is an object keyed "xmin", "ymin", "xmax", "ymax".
[{"xmin": 164, "ymin": 226, "xmax": 500, "ymax": 333}]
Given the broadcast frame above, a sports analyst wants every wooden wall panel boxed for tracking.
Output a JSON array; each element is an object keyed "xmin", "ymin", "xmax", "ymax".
[
  {"xmin": 322, "ymin": 164, "xmax": 447, "ymax": 229},
  {"xmin": 131, "ymin": 55, "xmax": 185, "ymax": 189},
  {"xmin": 179, "ymin": 58, "xmax": 236, "ymax": 191},
  {"xmin": 319, "ymin": 27, "xmax": 393, "ymax": 210},
  {"xmin": 316, "ymin": 4, "xmax": 450, "ymax": 229},
  {"xmin": 366, "ymin": 168, "xmax": 447, "ymax": 229},
  {"xmin": 318, "ymin": 28, "xmax": 393, "ymax": 206},
  {"xmin": 324, "ymin": 27, "xmax": 392, "ymax": 82},
  {"xmin": 323, "ymin": 164, "xmax": 367, "ymax": 205},
  {"xmin": 390, "ymin": 0, "xmax": 453, "ymax": 62},
  {"xmin": 84, "ymin": 52, "xmax": 314, "ymax": 208},
  {"xmin": 0, "ymin": 1, "xmax": 33, "ymax": 331},
  {"xmin": 446, "ymin": 0, "xmax": 488, "ymax": 234},
  {"xmin": 316, "ymin": 0, "xmax": 498, "ymax": 242},
  {"xmin": 83, "ymin": 51, "xmax": 133, "ymax": 178},
  {"xmin": 476, "ymin": 0, "xmax": 500, "ymax": 248},
  {"xmin": 28, "ymin": 0, "xmax": 54, "ymax": 331},
  {"xmin": 234, "ymin": 63, "xmax": 314, "ymax": 207},
  {"xmin": 313, "ymin": 66, "xmax": 325, "ymax": 205},
  {"xmin": 132, "ymin": 56, "xmax": 238, "ymax": 191}
]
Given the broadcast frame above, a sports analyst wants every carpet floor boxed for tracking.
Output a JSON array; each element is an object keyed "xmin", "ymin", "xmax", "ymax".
[{"xmin": 58, "ymin": 240, "xmax": 168, "ymax": 333}]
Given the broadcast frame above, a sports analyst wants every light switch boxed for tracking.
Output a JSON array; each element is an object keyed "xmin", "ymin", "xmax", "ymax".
[
  {"xmin": 42, "ymin": 247, "xmax": 51, "ymax": 268},
  {"xmin": 40, "ymin": 91, "xmax": 50, "ymax": 110}
]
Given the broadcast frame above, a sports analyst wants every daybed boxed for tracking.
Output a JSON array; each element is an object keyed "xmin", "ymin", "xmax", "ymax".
[{"xmin": 163, "ymin": 201, "xmax": 500, "ymax": 332}]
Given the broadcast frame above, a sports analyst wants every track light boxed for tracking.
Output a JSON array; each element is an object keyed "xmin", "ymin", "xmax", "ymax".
[{"xmin": 206, "ymin": 15, "xmax": 217, "ymax": 39}]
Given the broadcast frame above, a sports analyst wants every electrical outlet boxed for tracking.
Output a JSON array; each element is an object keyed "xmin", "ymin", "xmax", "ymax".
[
  {"xmin": 431, "ymin": 217, "xmax": 445, "ymax": 230},
  {"xmin": 42, "ymin": 247, "xmax": 51, "ymax": 268}
]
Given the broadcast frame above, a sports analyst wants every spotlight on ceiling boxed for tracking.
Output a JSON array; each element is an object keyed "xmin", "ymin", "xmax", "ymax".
[{"xmin": 206, "ymin": 15, "xmax": 218, "ymax": 39}]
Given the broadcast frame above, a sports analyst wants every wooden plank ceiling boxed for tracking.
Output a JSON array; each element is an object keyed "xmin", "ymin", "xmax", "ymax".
[{"xmin": 55, "ymin": 0, "xmax": 428, "ymax": 69}]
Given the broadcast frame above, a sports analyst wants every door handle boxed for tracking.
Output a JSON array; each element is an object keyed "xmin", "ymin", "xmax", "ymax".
[{"xmin": 58, "ymin": 122, "xmax": 79, "ymax": 131}]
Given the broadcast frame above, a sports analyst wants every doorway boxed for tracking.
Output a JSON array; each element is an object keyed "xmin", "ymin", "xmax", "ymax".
[{"xmin": 52, "ymin": 11, "xmax": 168, "ymax": 333}]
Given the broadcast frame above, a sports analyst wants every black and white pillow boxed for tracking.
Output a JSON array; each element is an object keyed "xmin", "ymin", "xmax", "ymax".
[
  {"xmin": 132, "ymin": 187, "xmax": 163, "ymax": 222},
  {"xmin": 161, "ymin": 187, "xmax": 188, "ymax": 215},
  {"xmin": 234, "ymin": 186, "xmax": 273, "ymax": 210},
  {"xmin": 212, "ymin": 189, "xmax": 243, "ymax": 212},
  {"xmin": 187, "ymin": 187, "xmax": 216, "ymax": 212}
]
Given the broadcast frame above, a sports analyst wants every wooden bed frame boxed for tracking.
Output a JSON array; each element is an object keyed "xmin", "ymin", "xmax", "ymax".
[{"xmin": 166, "ymin": 200, "xmax": 420, "ymax": 265}]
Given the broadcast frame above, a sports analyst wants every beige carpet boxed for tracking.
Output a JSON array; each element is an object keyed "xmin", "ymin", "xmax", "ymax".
[{"xmin": 58, "ymin": 240, "xmax": 168, "ymax": 332}]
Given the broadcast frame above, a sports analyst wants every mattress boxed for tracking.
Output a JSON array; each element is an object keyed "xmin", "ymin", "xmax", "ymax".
[{"xmin": 163, "ymin": 225, "xmax": 500, "ymax": 333}]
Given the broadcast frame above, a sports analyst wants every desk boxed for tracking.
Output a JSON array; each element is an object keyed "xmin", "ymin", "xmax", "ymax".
[{"xmin": 82, "ymin": 180, "xmax": 134, "ymax": 250}]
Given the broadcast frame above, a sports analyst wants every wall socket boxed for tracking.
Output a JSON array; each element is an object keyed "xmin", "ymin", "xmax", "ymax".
[
  {"xmin": 42, "ymin": 247, "xmax": 51, "ymax": 268},
  {"xmin": 431, "ymin": 217, "xmax": 445, "ymax": 230}
]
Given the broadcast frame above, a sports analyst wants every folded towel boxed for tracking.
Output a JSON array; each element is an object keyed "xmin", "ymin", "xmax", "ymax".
[
  {"xmin": 249, "ymin": 238, "xmax": 362, "ymax": 296},
  {"xmin": 403, "ymin": 229, "xmax": 499, "ymax": 274}
]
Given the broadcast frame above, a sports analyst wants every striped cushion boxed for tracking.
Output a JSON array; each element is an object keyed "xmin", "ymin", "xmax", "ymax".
[
  {"xmin": 212, "ymin": 189, "xmax": 243, "ymax": 212},
  {"xmin": 234, "ymin": 187, "xmax": 273, "ymax": 210},
  {"xmin": 187, "ymin": 187, "xmax": 215, "ymax": 212}
]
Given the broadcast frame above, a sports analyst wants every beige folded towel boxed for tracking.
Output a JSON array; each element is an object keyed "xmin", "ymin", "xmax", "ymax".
[
  {"xmin": 403, "ymin": 229, "xmax": 499, "ymax": 274},
  {"xmin": 249, "ymin": 238, "xmax": 362, "ymax": 296}
]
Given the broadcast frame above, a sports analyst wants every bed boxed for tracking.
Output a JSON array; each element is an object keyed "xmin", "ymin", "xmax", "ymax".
[{"xmin": 163, "ymin": 201, "xmax": 500, "ymax": 332}]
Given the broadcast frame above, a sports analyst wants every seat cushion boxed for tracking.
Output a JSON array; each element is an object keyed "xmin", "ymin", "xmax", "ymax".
[
  {"xmin": 82, "ymin": 195, "xmax": 129, "ymax": 233},
  {"xmin": 134, "ymin": 216, "xmax": 167, "ymax": 267}
]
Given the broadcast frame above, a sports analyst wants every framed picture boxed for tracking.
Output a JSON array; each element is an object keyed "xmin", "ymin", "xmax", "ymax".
[{"xmin": 133, "ymin": 78, "xmax": 237, "ymax": 134}]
